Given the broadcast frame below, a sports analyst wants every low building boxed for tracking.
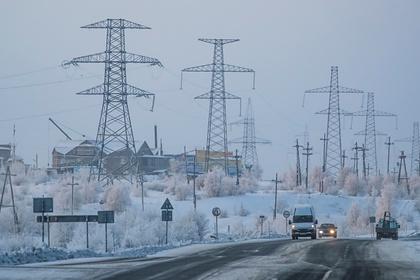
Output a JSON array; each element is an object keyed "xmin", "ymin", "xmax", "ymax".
[
  {"xmin": 137, "ymin": 141, "xmax": 170, "ymax": 175},
  {"xmin": 52, "ymin": 140, "xmax": 97, "ymax": 171},
  {"xmin": 0, "ymin": 144, "xmax": 11, "ymax": 170}
]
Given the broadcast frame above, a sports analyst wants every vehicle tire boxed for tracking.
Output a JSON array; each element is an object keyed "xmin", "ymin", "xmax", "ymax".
[
  {"xmin": 318, "ymin": 235, "xmax": 322, "ymax": 239},
  {"xmin": 334, "ymin": 234, "xmax": 337, "ymax": 238},
  {"xmin": 376, "ymin": 234, "xmax": 381, "ymax": 240},
  {"xmin": 292, "ymin": 235, "xmax": 295, "ymax": 240},
  {"xmin": 311, "ymin": 233, "xmax": 316, "ymax": 240},
  {"xmin": 295, "ymin": 236, "xmax": 298, "ymax": 240}
]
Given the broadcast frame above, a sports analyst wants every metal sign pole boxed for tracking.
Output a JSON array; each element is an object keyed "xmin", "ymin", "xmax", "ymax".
[
  {"xmin": 41, "ymin": 210, "xmax": 45, "ymax": 243},
  {"xmin": 105, "ymin": 222, "xmax": 108, "ymax": 252},
  {"xmin": 216, "ymin": 216, "xmax": 219, "ymax": 239},
  {"xmin": 285, "ymin": 217, "xmax": 287, "ymax": 235},
  {"xmin": 86, "ymin": 216, "xmax": 89, "ymax": 249},
  {"xmin": 165, "ymin": 217, "xmax": 168, "ymax": 245},
  {"xmin": 47, "ymin": 215, "xmax": 50, "ymax": 247}
]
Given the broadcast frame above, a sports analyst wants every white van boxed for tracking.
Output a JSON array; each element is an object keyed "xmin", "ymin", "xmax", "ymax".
[{"xmin": 289, "ymin": 204, "xmax": 318, "ymax": 240}]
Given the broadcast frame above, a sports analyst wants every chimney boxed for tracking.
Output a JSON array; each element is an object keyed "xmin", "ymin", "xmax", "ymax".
[{"xmin": 154, "ymin": 125, "xmax": 158, "ymax": 150}]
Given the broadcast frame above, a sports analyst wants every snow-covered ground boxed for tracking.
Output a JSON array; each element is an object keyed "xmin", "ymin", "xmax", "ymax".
[{"xmin": 0, "ymin": 169, "xmax": 419, "ymax": 265}]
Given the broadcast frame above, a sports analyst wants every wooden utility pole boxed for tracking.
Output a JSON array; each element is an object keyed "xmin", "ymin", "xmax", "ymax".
[
  {"xmin": 271, "ymin": 173, "xmax": 282, "ymax": 220},
  {"xmin": 302, "ymin": 142, "xmax": 313, "ymax": 190},
  {"xmin": 385, "ymin": 136, "xmax": 394, "ymax": 175},
  {"xmin": 67, "ymin": 174, "xmax": 79, "ymax": 215}
]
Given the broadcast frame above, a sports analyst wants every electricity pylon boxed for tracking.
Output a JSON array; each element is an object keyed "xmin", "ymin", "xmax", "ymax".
[
  {"xmin": 396, "ymin": 122, "xmax": 420, "ymax": 176},
  {"xmin": 181, "ymin": 39, "xmax": 255, "ymax": 174},
  {"xmin": 397, "ymin": 151, "xmax": 410, "ymax": 195},
  {"xmin": 65, "ymin": 19, "xmax": 162, "ymax": 183},
  {"xmin": 0, "ymin": 166, "xmax": 18, "ymax": 232},
  {"xmin": 349, "ymin": 92, "xmax": 396, "ymax": 175},
  {"xmin": 305, "ymin": 66, "xmax": 363, "ymax": 177},
  {"xmin": 230, "ymin": 98, "xmax": 270, "ymax": 173}
]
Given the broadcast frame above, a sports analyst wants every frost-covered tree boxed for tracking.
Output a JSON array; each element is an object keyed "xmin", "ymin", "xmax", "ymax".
[
  {"xmin": 103, "ymin": 183, "xmax": 131, "ymax": 212},
  {"xmin": 173, "ymin": 210, "xmax": 209, "ymax": 242}
]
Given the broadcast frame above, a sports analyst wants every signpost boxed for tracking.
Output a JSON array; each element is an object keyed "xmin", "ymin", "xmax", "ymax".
[
  {"xmin": 37, "ymin": 215, "xmax": 98, "ymax": 248},
  {"xmin": 283, "ymin": 210, "xmax": 291, "ymax": 236},
  {"xmin": 212, "ymin": 207, "xmax": 221, "ymax": 239},
  {"xmin": 161, "ymin": 198, "xmax": 173, "ymax": 244},
  {"xmin": 259, "ymin": 215, "xmax": 266, "ymax": 237},
  {"xmin": 369, "ymin": 216, "xmax": 376, "ymax": 239},
  {"xmin": 33, "ymin": 197, "xmax": 53, "ymax": 244},
  {"xmin": 98, "ymin": 211, "xmax": 115, "ymax": 252}
]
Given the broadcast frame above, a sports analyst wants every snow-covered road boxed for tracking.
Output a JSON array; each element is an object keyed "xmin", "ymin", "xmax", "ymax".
[{"xmin": 0, "ymin": 238, "xmax": 419, "ymax": 280}]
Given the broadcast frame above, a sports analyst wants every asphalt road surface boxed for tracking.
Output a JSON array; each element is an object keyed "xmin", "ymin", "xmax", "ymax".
[
  {"xmin": 1, "ymin": 238, "xmax": 419, "ymax": 280},
  {"xmin": 100, "ymin": 238, "xmax": 420, "ymax": 280}
]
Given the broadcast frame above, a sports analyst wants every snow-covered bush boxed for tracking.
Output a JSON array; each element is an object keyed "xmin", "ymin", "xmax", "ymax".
[
  {"xmin": 173, "ymin": 210, "xmax": 209, "ymax": 242},
  {"xmin": 237, "ymin": 203, "xmax": 250, "ymax": 217},
  {"xmin": 343, "ymin": 202, "xmax": 369, "ymax": 236},
  {"xmin": 163, "ymin": 175, "xmax": 191, "ymax": 200},
  {"xmin": 103, "ymin": 183, "xmax": 131, "ymax": 212},
  {"xmin": 203, "ymin": 168, "xmax": 224, "ymax": 197},
  {"xmin": 375, "ymin": 182, "xmax": 397, "ymax": 218},
  {"xmin": 343, "ymin": 174, "xmax": 362, "ymax": 196}
]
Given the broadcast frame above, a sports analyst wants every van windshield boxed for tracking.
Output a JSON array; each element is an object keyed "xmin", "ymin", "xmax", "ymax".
[{"xmin": 293, "ymin": 215, "xmax": 313, "ymax": 223}]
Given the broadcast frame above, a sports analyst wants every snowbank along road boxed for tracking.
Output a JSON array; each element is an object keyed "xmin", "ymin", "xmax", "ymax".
[{"xmin": 0, "ymin": 238, "xmax": 419, "ymax": 280}]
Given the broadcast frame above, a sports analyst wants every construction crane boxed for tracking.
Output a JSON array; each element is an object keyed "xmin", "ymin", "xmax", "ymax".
[{"xmin": 48, "ymin": 118, "xmax": 86, "ymax": 140}]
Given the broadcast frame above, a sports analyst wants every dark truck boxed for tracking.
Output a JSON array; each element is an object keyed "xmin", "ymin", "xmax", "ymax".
[{"xmin": 375, "ymin": 211, "xmax": 400, "ymax": 240}]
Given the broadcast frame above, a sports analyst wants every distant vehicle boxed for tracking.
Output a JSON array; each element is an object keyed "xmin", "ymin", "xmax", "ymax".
[
  {"xmin": 376, "ymin": 211, "xmax": 400, "ymax": 240},
  {"xmin": 318, "ymin": 223, "xmax": 337, "ymax": 238},
  {"xmin": 289, "ymin": 204, "xmax": 317, "ymax": 240}
]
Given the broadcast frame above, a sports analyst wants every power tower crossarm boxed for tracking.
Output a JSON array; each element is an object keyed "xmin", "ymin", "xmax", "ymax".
[
  {"xmin": 305, "ymin": 86, "xmax": 363, "ymax": 94},
  {"xmin": 49, "ymin": 118, "xmax": 72, "ymax": 140},
  {"xmin": 81, "ymin": 19, "xmax": 151, "ymax": 29},
  {"xmin": 64, "ymin": 52, "xmax": 162, "ymax": 66}
]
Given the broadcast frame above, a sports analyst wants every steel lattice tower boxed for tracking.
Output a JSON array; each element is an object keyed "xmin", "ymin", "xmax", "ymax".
[
  {"xmin": 181, "ymin": 39, "xmax": 255, "ymax": 174},
  {"xmin": 396, "ymin": 121, "xmax": 420, "ymax": 176},
  {"xmin": 350, "ymin": 93, "xmax": 396, "ymax": 175},
  {"xmin": 305, "ymin": 66, "xmax": 363, "ymax": 177},
  {"xmin": 230, "ymin": 98, "xmax": 270, "ymax": 172},
  {"xmin": 65, "ymin": 19, "xmax": 162, "ymax": 183},
  {"xmin": 410, "ymin": 122, "xmax": 420, "ymax": 175}
]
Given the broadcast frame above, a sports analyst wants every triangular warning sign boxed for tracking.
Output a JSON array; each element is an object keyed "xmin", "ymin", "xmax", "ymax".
[{"xmin": 161, "ymin": 198, "xmax": 173, "ymax": 210}]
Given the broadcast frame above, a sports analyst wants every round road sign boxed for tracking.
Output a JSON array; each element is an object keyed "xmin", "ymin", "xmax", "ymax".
[
  {"xmin": 212, "ymin": 207, "xmax": 221, "ymax": 217},
  {"xmin": 283, "ymin": 210, "xmax": 291, "ymax": 219}
]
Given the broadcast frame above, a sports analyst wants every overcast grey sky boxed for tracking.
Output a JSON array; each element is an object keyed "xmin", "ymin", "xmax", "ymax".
[{"xmin": 1, "ymin": 0, "xmax": 419, "ymax": 177}]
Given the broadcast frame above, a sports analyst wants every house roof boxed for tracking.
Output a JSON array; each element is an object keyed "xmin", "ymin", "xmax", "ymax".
[{"xmin": 53, "ymin": 140, "xmax": 96, "ymax": 155}]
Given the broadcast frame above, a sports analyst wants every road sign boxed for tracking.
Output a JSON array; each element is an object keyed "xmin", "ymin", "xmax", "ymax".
[
  {"xmin": 161, "ymin": 198, "xmax": 174, "ymax": 210},
  {"xmin": 283, "ymin": 210, "xmax": 290, "ymax": 219},
  {"xmin": 369, "ymin": 216, "xmax": 376, "ymax": 223},
  {"xmin": 33, "ymin": 197, "xmax": 53, "ymax": 213},
  {"xmin": 212, "ymin": 207, "xmax": 221, "ymax": 217},
  {"xmin": 37, "ymin": 215, "xmax": 98, "ymax": 223},
  {"xmin": 162, "ymin": 210, "xmax": 173, "ymax": 222},
  {"xmin": 98, "ymin": 211, "xmax": 115, "ymax": 224}
]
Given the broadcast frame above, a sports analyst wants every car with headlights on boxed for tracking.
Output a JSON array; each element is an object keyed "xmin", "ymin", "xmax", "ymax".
[{"xmin": 318, "ymin": 223, "xmax": 337, "ymax": 238}]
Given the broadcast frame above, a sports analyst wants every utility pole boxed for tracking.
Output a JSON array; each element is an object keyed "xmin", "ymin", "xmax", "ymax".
[
  {"xmin": 181, "ymin": 39, "xmax": 255, "ymax": 174},
  {"xmin": 395, "ymin": 122, "xmax": 420, "ymax": 176},
  {"xmin": 397, "ymin": 151, "xmax": 410, "ymax": 195},
  {"xmin": 342, "ymin": 150, "xmax": 348, "ymax": 169},
  {"xmin": 193, "ymin": 149, "xmax": 197, "ymax": 210},
  {"xmin": 352, "ymin": 142, "xmax": 361, "ymax": 177},
  {"xmin": 415, "ymin": 153, "xmax": 420, "ymax": 177},
  {"xmin": 184, "ymin": 146, "xmax": 189, "ymax": 184},
  {"xmin": 67, "ymin": 174, "xmax": 79, "ymax": 215},
  {"xmin": 360, "ymin": 144, "xmax": 368, "ymax": 179},
  {"xmin": 272, "ymin": 173, "xmax": 281, "ymax": 220},
  {"xmin": 293, "ymin": 139, "xmax": 303, "ymax": 187},
  {"xmin": 302, "ymin": 142, "xmax": 313, "ymax": 191},
  {"xmin": 385, "ymin": 136, "xmax": 394, "ymax": 175},
  {"xmin": 65, "ymin": 19, "xmax": 161, "ymax": 183},
  {"xmin": 305, "ymin": 66, "xmax": 364, "ymax": 177},
  {"xmin": 320, "ymin": 134, "xmax": 328, "ymax": 172},
  {"xmin": 0, "ymin": 166, "xmax": 18, "ymax": 232},
  {"xmin": 234, "ymin": 149, "xmax": 241, "ymax": 186}
]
